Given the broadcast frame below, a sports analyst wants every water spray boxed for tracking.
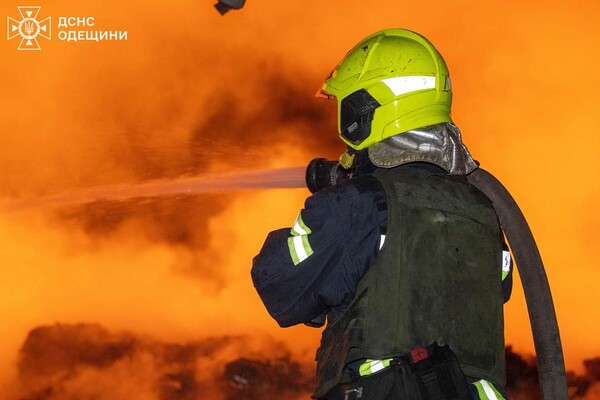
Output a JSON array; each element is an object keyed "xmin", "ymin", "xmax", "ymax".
[{"xmin": 3, "ymin": 167, "xmax": 307, "ymax": 211}]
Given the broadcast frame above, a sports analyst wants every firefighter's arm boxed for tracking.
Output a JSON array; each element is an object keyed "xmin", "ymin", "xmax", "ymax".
[{"xmin": 251, "ymin": 176, "xmax": 385, "ymax": 327}]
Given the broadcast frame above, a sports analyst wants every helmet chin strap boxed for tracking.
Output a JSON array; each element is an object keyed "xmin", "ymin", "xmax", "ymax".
[
  {"xmin": 468, "ymin": 168, "xmax": 568, "ymax": 400},
  {"xmin": 338, "ymin": 150, "xmax": 356, "ymax": 169}
]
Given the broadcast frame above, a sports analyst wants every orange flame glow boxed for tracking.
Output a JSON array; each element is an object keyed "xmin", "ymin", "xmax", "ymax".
[{"xmin": 0, "ymin": 0, "xmax": 599, "ymax": 398}]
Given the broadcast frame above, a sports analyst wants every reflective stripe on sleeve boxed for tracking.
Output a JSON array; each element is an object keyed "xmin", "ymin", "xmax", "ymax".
[
  {"xmin": 287, "ymin": 213, "xmax": 314, "ymax": 266},
  {"xmin": 502, "ymin": 250, "xmax": 511, "ymax": 281},
  {"xmin": 292, "ymin": 213, "xmax": 311, "ymax": 236},
  {"xmin": 472, "ymin": 380, "xmax": 505, "ymax": 400}
]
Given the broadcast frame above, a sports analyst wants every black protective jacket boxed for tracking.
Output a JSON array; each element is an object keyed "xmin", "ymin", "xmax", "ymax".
[
  {"xmin": 312, "ymin": 164, "xmax": 507, "ymax": 397},
  {"xmin": 252, "ymin": 163, "xmax": 512, "ymax": 329}
]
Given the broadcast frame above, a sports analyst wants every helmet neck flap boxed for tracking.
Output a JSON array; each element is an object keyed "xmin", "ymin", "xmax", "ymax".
[{"xmin": 368, "ymin": 122, "xmax": 478, "ymax": 175}]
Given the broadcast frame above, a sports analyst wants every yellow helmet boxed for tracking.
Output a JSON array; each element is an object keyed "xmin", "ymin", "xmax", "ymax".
[{"xmin": 318, "ymin": 29, "xmax": 453, "ymax": 153}]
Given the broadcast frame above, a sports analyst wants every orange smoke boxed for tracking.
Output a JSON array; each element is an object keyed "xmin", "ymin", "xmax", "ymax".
[{"xmin": 0, "ymin": 0, "xmax": 599, "ymax": 398}]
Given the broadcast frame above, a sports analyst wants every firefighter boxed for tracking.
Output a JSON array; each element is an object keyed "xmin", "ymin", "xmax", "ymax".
[{"xmin": 252, "ymin": 28, "xmax": 512, "ymax": 400}]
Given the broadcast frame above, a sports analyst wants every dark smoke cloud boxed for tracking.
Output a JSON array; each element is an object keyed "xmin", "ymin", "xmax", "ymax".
[
  {"xmin": 504, "ymin": 346, "xmax": 540, "ymax": 400},
  {"xmin": 16, "ymin": 323, "xmax": 313, "ymax": 400},
  {"xmin": 51, "ymin": 58, "xmax": 339, "ymax": 285},
  {"xmin": 504, "ymin": 346, "xmax": 600, "ymax": 400},
  {"xmin": 191, "ymin": 64, "xmax": 341, "ymax": 166},
  {"xmin": 15, "ymin": 324, "xmax": 600, "ymax": 400},
  {"xmin": 221, "ymin": 358, "xmax": 313, "ymax": 400}
]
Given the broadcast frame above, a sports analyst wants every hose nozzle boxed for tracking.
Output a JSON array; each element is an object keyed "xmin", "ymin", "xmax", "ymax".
[{"xmin": 305, "ymin": 158, "xmax": 352, "ymax": 193}]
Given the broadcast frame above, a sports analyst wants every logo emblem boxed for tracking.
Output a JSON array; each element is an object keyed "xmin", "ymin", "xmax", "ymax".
[{"xmin": 7, "ymin": 6, "xmax": 51, "ymax": 50}]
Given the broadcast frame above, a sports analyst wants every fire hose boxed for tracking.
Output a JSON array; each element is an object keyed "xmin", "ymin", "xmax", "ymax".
[{"xmin": 467, "ymin": 168, "xmax": 568, "ymax": 400}]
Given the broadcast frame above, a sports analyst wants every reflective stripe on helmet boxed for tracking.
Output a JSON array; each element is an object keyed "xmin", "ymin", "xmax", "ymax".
[
  {"xmin": 287, "ymin": 213, "xmax": 314, "ymax": 265},
  {"xmin": 381, "ymin": 76, "xmax": 436, "ymax": 96}
]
